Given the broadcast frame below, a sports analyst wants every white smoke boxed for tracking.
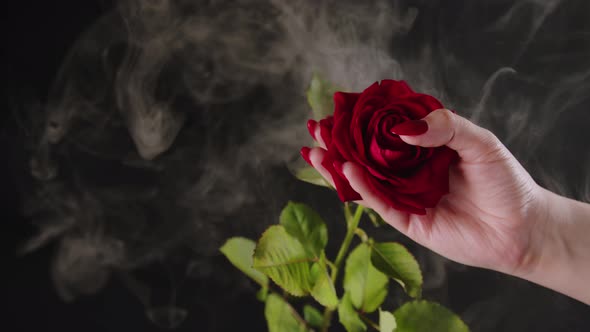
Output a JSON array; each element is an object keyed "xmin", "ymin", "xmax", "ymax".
[{"xmin": 16, "ymin": 0, "xmax": 590, "ymax": 329}]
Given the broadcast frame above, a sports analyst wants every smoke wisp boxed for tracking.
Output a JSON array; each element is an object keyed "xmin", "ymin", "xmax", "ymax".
[{"xmin": 13, "ymin": 0, "xmax": 590, "ymax": 330}]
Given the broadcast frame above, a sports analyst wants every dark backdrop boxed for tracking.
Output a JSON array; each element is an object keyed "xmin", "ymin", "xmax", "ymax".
[{"xmin": 3, "ymin": 1, "xmax": 590, "ymax": 331}]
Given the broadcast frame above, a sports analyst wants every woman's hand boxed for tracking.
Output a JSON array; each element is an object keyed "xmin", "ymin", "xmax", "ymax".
[
  {"xmin": 307, "ymin": 108, "xmax": 590, "ymax": 304},
  {"xmin": 307, "ymin": 109, "xmax": 546, "ymax": 278}
]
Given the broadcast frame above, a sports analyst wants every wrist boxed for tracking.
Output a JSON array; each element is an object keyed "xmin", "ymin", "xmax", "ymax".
[
  {"xmin": 515, "ymin": 186, "xmax": 590, "ymax": 304},
  {"xmin": 503, "ymin": 185, "xmax": 556, "ymax": 279},
  {"xmin": 514, "ymin": 187, "xmax": 565, "ymax": 277}
]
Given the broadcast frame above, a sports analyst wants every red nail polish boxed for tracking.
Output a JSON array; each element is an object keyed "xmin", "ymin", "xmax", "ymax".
[
  {"xmin": 332, "ymin": 160, "xmax": 344, "ymax": 175},
  {"xmin": 391, "ymin": 120, "xmax": 428, "ymax": 136},
  {"xmin": 307, "ymin": 119, "xmax": 318, "ymax": 140},
  {"xmin": 300, "ymin": 147, "xmax": 312, "ymax": 165}
]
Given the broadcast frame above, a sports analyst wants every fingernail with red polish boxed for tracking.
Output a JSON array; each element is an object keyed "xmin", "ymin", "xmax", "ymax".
[
  {"xmin": 332, "ymin": 160, "xmax": 344, "ymax": 175},
  {"xmin": 300, "ymin": 147, "xmax": 312, "ymax": 165},
  {"xmin": 391, "ymin": 120, "xmax": 428, "ymax": 136},
  {"xmin": 307, "ymin": 119, "xmax": 318, "ymax": 140}
]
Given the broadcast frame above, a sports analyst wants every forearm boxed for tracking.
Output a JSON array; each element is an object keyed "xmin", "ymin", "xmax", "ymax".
[{"xmin": 519, "ymin": 187, "xmax": 590, "ymax": 304}]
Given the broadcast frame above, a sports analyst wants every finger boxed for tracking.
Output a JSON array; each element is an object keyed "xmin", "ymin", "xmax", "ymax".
[
  {"xmin": 301, "ymin": 146, "xmax": 336, "ymax": 188},
  {"xmin": 307, "ymin": 120, "xmax": 327, "ymax": 149},
  {"xmin": 394, "ymin": 109, "xmax": 505, "ymax": 163},
  {"xmin": 301, "ymin": 147, "xmax": 367, "ymax": 205},
  {"xmin": 341, "ymin": 161, "xmax": 410, "ymax": 233}
]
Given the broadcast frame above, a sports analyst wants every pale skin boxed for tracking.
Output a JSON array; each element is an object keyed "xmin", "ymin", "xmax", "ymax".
[{"xmin": 307, "ymin": 109, "xmax": 590, "ymax": 305}]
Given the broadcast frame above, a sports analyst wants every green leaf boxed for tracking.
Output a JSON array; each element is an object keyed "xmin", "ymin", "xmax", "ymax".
[
  {"xmin": 338, "ymin": 292, "xmax": 367, "ymax": 332},
  {"xmin": 306, "ymin": 73, "xmax": 342, "ymax": 120},
  {"xmin": 220, "ymin": 237, "xmax": 269, "ymax": 288},
  {"xmin": 379, "ymin": 309, "xmax": 396, "ymax": 332},
  {"xmin": 393, "ymin": 300, "xmax": 470, "ymax": 332},
  {"xmin": 280, "ymin": 202, "xmax": 328, "ymax": 258},
  {"xmin": 371, "ymin": 242, "xmax": 423, "ymax": 298},
  {"xmin": 253, "ymin": 225, "xmax": 314, "ymax": 296},
  {"xmin": 343, "ymin": 243, "xmax": 388, "ymax": 313},
  {"xmin": 265, "ymin": 293, "xmax": 309, "ymax": 332},
  {"xmin": 295, "ymin": 166, "xmax": 332, "ymax": 188},
  {"xmin": 309, "ymin": 255, "xmax": 338, "ymax": 308},
  {"xmin": 303, "ymin": 305, "xmax": 324, "ymax": 328}
]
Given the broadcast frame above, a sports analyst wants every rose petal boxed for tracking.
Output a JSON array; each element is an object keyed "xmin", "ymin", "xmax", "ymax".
[
  {"xmin": 379, "ymin": 80, "xmax": 415, "ymax": 97},
  {"xmin": 352, "ymin": 83, "xmax": 385, "ymax": 118},
  {"xmin": 321, "ymin": 152, "xmax": 362, "ymax": 201},
  {"xmin": 387, "ymin": 147, "xmax": 457, "ymax": 196},
  {"xmin": 365, "ymin": 175, "xmax": 427, "ymax": 215},
  {"xmin": 382, "ymin": 98, "xmax": 438, "ymax": 120},
  {"xmin": 368, "ymin": 135, "xmax": 392, "ymax": 169},
  {"xmin": 406, "ymin": 94, "xmax": 445, "ymax": 116},
  {"xmin": 333, "ymin": 112, "xmax": 364, "ymax": 163},
  {"xmin": 333, "ymin": 92, "xmax": 361, "ymax": 117},
  {"xmin": 307, "ymin": 119, "xmax": 318, "ymax": 140},
  {"xmin": 382, "ymin": 148, "xmax": 424, "ymax": 171},
  {"xmin": 319, "ymin": 117, "xmax": 335, "ymax": 147},
  {"xmin": 361, "ymin": 81, "xmax": 382, "ymax": 97}
]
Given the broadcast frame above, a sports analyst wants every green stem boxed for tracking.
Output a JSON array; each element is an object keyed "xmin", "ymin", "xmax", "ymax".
[
  {"xmin": 358, "ymin": 311, "xmax": 381, "ymax": 331},
  {"xmin": 333, "ymin": 204, "xmax": 364, "ymax": 280},
  {"xmin": 320, "ymin": 203, "xmax": 364, "ymax": 332},
  {"xmin": 354, "ymin": 228, "xmax": 369, "ymax": 243}
]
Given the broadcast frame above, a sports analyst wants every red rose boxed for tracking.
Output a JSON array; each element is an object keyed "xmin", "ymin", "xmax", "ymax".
[{"xmin": 302, "ymin": 80, "xmax": 457, "ymax": 215}]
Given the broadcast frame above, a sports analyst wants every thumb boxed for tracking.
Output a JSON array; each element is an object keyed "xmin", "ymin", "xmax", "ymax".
[{"xmin": 394, "ymin": 109, "xmax": 504, "ymax": 163}]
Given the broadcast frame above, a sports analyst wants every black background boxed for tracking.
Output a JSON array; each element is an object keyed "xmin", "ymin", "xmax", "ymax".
[{"xmin": 3, "ymin": 1, "xmax": 590, "ymax": 331}]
